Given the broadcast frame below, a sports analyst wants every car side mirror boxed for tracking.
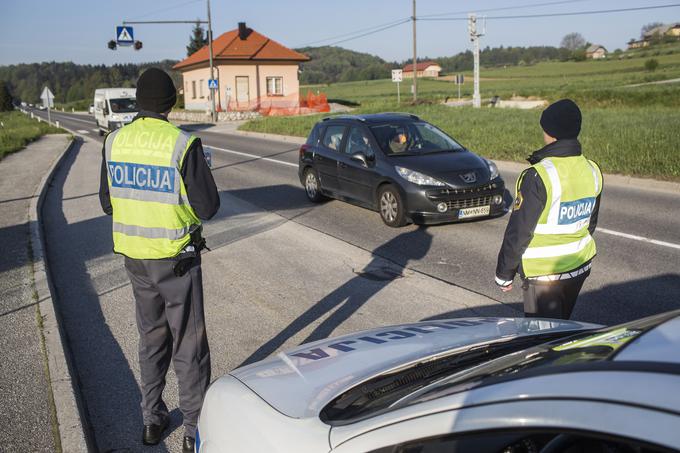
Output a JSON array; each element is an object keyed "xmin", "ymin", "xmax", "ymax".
[
  {"xmin": 103, "ymin": 106, "xmax": 109, "ymax": 115},
  {"xmin": 350, "ymin": 152, "xmax": 368, "ymax": 166}
]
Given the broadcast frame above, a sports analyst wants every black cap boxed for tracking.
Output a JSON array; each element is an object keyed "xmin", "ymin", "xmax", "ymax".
[
  {"xmin": 136, "ymin": 68, "xmax": 177, "ymax": 114},
  {"xmin": 540, "ymin": 99, "xmax": 582, "ymax": 140}
]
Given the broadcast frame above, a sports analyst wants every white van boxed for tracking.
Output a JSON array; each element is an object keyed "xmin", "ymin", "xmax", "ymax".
[{"xmin": 93, "ymin": 88, "xmax": 138, "ymax": 136}]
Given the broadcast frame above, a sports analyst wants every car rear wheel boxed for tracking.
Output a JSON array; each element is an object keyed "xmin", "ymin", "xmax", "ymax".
[
  {"xmin": 378, "ymin": 185, "xmax": 407, "ymax": 227},
  {"xmin": 304, "ymin": 168, "xmax": 324, "ymax": 202}
]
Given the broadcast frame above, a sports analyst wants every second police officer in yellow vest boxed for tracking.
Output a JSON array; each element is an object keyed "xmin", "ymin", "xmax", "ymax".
[
  {"xmin": 99, "ymin": 68, "xmax": 219, "ymax": 453},
  {"xmin": 495, "ymin": 99, "xmax": 603, "ymax": 319}
]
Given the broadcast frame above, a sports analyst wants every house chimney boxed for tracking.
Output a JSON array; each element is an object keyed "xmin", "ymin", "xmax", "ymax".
[{"xmin": 238, "ymin": 22, "xmax": 248, "ymax": 40}]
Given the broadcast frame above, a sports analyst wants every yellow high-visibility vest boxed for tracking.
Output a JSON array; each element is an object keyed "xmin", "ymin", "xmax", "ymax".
[
  {"xmin": 104, "ymin": 117, "xmax": 200, "ymax": 259},
  {"xmin": 521, "ymin": 155, "xmax": 603, "ymax": 278}
]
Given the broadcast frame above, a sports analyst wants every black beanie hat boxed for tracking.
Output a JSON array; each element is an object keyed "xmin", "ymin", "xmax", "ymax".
[
  {"xmin": 540, "ymin": 99, "xmax": 582, "ymax": 140},
  {"xmin": 136, "ymin": 68, "xmax": 177, "ymax": 113}
]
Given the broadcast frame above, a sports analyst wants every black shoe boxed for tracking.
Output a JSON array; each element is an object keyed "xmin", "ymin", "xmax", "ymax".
[
  {"xmin": 183, "ymin": 436, "xmax": 195, "ymax": 453},
  {"xmin": 142, "ymin": 417, "xmax": 168, "ymax": 446}
]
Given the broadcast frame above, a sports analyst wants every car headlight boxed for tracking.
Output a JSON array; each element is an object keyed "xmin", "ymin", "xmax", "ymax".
[
  {"xmin": 395, "ymin": 166, "xmax": 446, "ymax": 186},
  {"xmin": 485, "ymin": 159, "xmax": 500, "ymax": 180}
]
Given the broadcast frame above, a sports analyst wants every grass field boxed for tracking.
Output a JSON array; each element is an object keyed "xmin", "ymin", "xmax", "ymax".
[
  {"xmin": 0, "ymin": 111, "xmax": 64, "ymax": 160},
  {"xmin": 240, "ymin": 47, "xmax": 680, "ymax": 181}
]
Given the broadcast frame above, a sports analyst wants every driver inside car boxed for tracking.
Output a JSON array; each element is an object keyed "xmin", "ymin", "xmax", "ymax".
[{"xmin": 388, "ymin": 129, "xmax": 409, "ymax": 154}]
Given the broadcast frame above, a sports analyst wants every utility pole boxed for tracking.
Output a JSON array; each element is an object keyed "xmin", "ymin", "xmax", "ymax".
[
  {"xmin": 412, "ymin": 0, "xmax": 417, "ymax": 102},
  {"xmin": 468, "ymin": 13, "xmax": 484, "ymax": 108},
  {"xmin": 206, "ymin": 0, "xmax": 216, "ymax": 122}
]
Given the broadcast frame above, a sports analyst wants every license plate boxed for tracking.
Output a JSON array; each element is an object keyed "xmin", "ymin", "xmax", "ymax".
[{"xmin": 458, "ymin": 205, "xmax": 490, "ymax": 219}]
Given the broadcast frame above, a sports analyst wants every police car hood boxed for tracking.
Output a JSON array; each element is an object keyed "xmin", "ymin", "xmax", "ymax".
[{"xmin": 229, "ymin": 317, "xmax": 597, "ymax": 419}]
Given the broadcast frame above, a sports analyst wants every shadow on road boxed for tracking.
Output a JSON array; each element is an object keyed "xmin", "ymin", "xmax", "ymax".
[
  {"xmin": 575, "ymin": 273, "xmax": 680, "ymax": 325},
  {"xmin": 421, "ymin": 274, "xmax": 680, "ymax": 327},
  {"xmin": 42, "ymin": 139, "xmax": 174, "ymax": 452},
  {"xmin": 239, "ymin": 226, "xmax": 434, "ymax": 367}
]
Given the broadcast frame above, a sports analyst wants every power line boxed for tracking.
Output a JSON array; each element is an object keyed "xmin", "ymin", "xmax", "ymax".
[
  {"xmin": 317, "ymin": 19, "xmax": 411, "ymax": 47},
  {"xmin": 420, "ymin": 3, "xmax": 680, "ymax": 21},
  {"xmin": 419, "ymin": 0, "xmax": 590, "ymax": 19},
  {"xmin": 298, "ymin": 17, "xmax": 410, "ymax": 47}
]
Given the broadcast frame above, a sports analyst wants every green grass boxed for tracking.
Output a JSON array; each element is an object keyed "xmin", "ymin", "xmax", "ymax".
[
  {"xmin": 301, "ymin": 46, "xmax": 680, "ymax": 108},
  {"xmin": 0, "ymin": 111, "xmax": 63, "ymax": 160},
  {"xmin": 240, "ymin": 103, "xmax": 680, "ymax": 181},
  {"xmin": 242, "ymin": 51, "xmax": 680, "ymax": 181}
]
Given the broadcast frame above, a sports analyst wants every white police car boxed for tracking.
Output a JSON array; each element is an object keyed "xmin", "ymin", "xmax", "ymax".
[{"xmin": 196, "ymin": 311, "xmax": 680, "ymax": 452}]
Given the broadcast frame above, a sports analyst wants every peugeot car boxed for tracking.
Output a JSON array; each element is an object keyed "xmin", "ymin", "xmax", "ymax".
[
  {"xmin": 298, "ymin": 113, "xmax": 509, "ymax": 227},
  {"xmin": 196, "ymin": 310, "xmax": 680, "ymax": 452}
]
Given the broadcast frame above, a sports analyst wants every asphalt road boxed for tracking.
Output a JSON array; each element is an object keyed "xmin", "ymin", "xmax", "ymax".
[
  {"xmin": 34, "ymin": 108, "xmax": 680, "ymax": 326},
  {"xmin": 29, "ymin": 108, "xmax": 680, "ymax": 451}
]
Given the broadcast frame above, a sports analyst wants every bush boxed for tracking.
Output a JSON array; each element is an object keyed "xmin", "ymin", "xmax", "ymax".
[{"xmin": 644, "ymin": 58, "xmax": 660, "ymax": 71}]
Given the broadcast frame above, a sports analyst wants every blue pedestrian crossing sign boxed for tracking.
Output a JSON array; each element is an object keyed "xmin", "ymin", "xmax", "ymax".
[
  {"xmin": 208, "ymin": 79, "xmax": 218, "ymax": 90},
  {"xmin": 116, "ymin": 26, "xmax": 134, "ymax": 45}
]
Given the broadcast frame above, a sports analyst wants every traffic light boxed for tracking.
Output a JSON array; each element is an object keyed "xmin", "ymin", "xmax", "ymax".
[
  {"xmin": 134, "ymin": 40, "xmax": 143, "ymax": 51},
  {"xmin": 108, "ymin": 40, "xmax": 117, "ymax": 50}
]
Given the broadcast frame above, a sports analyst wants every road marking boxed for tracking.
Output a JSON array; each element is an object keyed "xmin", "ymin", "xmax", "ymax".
[
  {"xmin": 599, "ymin": 228, "xmax": 680, "ymax": 251},
  {"xmin": 92, "ymin": 128, "xmax": 100, "ymax": 133},
  {"xmin": 53, "ymin": 114, "xmax": 95, "ymax": 125},
  {"xmin": 206, "ymin": 145, "xmax": 298, "ymax": 168},
  {"xmin": 77, "ymin": 129, "xmax": 90, "ymax": 134}
]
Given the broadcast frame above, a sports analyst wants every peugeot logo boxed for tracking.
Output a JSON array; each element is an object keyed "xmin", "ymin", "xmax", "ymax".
[{"xmin": 459, "ymin": 171, "xmax": 477, "ymax": 183}]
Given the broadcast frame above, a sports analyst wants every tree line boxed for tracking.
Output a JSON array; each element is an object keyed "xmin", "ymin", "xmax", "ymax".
[{"xmin": 0, "ymin": 60, "xmax": 179, "ymax": 104}]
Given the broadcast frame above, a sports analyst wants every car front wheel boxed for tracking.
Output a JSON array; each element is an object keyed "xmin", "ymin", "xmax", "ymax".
[
  {"xmin": 304, "ymin": 168, "xmax": 324, "ymax": 202},
  {"xmin": 378, "ymin": 185, "xmax": 407, "ymax": 227}
]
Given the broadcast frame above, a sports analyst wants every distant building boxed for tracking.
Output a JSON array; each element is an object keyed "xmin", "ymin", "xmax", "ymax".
[
  {"xmin": 586, "ymin": 44, "xmax": 607, "ymax": 59},
  {"xmin": 643, "ymin": 22, "xmax": 680, "ymax": 40},
  {"xmin": 629, "ymin": 22, "xmax": 680, "ymax": 49},
  {"xmin": 627, "ymin": 39, "xmax": 650, "ymax": 50},
  {"xmin": 173, "ymin": 22, "xmax": 309, "ymax": 113},
  {"xmin": 403, "ymin": 61, "xmax": 442, "ymax": 78}
]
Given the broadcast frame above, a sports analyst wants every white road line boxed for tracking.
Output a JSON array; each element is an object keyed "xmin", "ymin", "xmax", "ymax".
[
  {"xmin": 206, "ymin": 144, "xmax": 298, "ymax": 168},
  {"xmin": 91, "ymin": 128, "xmax": 100, "ymax": 132},
  {"xmin": 77, "ymin": 129, "xmax": 90, "ymax": 134},
  {"xmin": 52, "ymin": 114, "xmax": 95, "ymax": 125},
  {"xmin": 599, "ymin": 228, "xmax": 680, "ymax": 251}
]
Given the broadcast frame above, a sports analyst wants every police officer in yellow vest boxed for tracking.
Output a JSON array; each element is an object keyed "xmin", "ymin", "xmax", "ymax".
[
  {"xmin": 495, "ymin": 99, "xmax": 602, "ymax": 319},
  {"xmin": 99, "ymin": 68, "xmax": 219, "ymax": 453}
]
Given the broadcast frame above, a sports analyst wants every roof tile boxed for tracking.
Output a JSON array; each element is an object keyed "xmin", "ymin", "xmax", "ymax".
[{"xmin": 174, "ymin": 27, "xmax": 308, "ymax": 70}]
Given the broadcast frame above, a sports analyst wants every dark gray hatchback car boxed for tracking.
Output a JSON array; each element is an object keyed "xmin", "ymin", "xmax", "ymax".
[{"xmin": 298, "ymin": 113, "xmax": 509, "ymax": 227}]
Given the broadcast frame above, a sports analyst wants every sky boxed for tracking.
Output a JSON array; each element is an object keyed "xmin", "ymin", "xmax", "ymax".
[{"xmin": 1, "ymin": 0, "xmax": 679, "ymax": 66}]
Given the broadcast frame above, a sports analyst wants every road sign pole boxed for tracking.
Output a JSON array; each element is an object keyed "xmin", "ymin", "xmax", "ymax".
[
  {"xmin": 458, "ymin": 78, "xmax": 461, "ymax": 100},
  {"xmin": 207, "ymin": 0, "xmax": 216, "ymax": 122},
  {"xmin": 47, "ymin": 104, "xmax": 51, "ymax": 124},
  {"xmin": 397, "ymin": 81, "xmax": 400, "ymax": 104}
]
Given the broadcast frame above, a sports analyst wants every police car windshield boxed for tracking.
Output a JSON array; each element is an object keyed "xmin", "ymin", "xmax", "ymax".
[
  {"xmin": 109, "ymin": 98, "xmax": 138, "ymax": 113},
  {"xmin": 402, "ymin": 313, "xmax": 673, "ymax": 408},
  {"xmin": 370, "ymin": 122, "xmax": 465, "ymax": 156}
]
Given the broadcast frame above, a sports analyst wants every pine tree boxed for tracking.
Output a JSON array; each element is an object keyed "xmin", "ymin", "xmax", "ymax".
[
  {"xmin": 186, "ymin": 21, "xmax": 207, "ymax": 57},
  {"xmin": 0, "ymin": 81, "xmax": 13, "ymax": 112}
]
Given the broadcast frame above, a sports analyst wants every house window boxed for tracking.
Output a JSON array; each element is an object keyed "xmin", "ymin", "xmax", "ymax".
[
  {"xmin": 266, "ymin": 77, "xmax": 283, "ymax": 96},
  {"xmin": 191, "ymin": 81, "xmax": 196, "ymax": 99},
  {"xmin": 199, "ymin": 79, "xmax": 204, "ymax": 98}
]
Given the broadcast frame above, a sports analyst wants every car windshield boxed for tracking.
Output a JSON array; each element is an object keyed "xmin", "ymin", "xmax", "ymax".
[
  {"xmin": 109, "ymin": 98, "xmax": 137, "ymax": 113},
  {"xmin": 320, "ymin": 331, "xmax": 576, "ymax": 424},
  {"xmin": 401, "ymin": 313, "xmax": 675, "ymax": 409},
  {"xmin": 370, "ymin": 122, "xmax": 465, "ymax": 155}
]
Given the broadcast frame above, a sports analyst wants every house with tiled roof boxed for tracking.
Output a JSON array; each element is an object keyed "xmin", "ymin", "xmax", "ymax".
[
  {"xmin": 402, "ymin": 61, "xmax": 442, "ymax": 78},
  {"xmin": 174, "ymin": 22, "xmax": 309, "ymax": 113},
  {"xmin": 586, "ymin": 44, "xmax": 607, "ymax": 59}
]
